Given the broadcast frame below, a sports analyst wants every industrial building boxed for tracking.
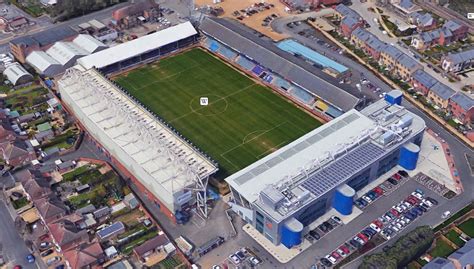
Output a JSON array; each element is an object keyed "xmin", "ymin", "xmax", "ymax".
[
  {"xmin": 57, "ymin": 65, "xmax": 218, "ymax": 220},
  {"xmin": 226, "ymin": 90, "xmax": 425, "ymax": 248},
  {"xmin": 2, "ymin": 63, "xmax": 33, "ymax": 85},
  {"xmin": 77, "ymin": 21, "xmax": 198, "ymax": 73}
]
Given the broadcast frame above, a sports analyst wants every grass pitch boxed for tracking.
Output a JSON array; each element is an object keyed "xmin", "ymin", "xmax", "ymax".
[{"xmin": 114, "ymin": 49, "xmax": 322, "ymax": 179}]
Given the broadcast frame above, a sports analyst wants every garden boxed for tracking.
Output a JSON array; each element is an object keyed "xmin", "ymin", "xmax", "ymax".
[
  {"xmin": 458, "ymin": 218, "xmax": 474, "ymax": 238},
  {"xmin": 5, "ymin": 86, "xmax": 48, "ymax": 114}
]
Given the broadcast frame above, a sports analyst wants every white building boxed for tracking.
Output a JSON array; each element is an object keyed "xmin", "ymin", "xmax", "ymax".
[
  {"xmin": 26, "ymin": 51, "xmax": 62, "ymax": 77},
  {"xmin": 72, "ymin": 34, "xmax": 107, "ymax": 54},
  {"xmin": 46, "ymin": 42, "xmax": 89, "ymax": 68},
  {"xmin": 3, "ymin": 63, "xmax": 33, "ymax": 85}
]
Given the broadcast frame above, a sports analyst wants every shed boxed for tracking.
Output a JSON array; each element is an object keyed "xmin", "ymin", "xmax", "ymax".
[{"xmin": 3, "ymin": 63, "xmax": 33, "ymax": 85}]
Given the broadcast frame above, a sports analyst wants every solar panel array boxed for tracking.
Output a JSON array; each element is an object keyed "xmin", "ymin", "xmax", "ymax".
[
  {"xmin": 233, "ymin": 112, "xmax": 362, "ymax": 186},
  {"xmin": 301, "ymin": 142, "xmax": 385, "ymax": 197}
]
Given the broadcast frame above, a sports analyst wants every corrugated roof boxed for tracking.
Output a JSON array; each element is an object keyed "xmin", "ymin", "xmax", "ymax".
[
  {"xmin": 26, "ymin": 51, "xmax": 61, "ymax": 72},
  {"xmin": 200, "ymin": 17, "xmax": 359, "ymax": 111},
  {"xmin": 78, "ymin": 21, "xmax": 197, "ymax": 69},
  {"xmin": 11, "ymin": 25, "xmax": 77, "ymax": 47},
  {"xmin": 73, "ymin": 34, "xmax": 107, "ymax": 54},
  {"xmin": 3, "ymin": 63, "xmax": 32, "ymax": 85},
  {"xmin": 46, "ymin": 42, "xmax": 89, "ymax": 66}
]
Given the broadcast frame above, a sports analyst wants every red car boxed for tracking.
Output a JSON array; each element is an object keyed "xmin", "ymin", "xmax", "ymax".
[
  {"xmin": 331, "ymin": 251, "xmax": 342, "ymax": 260},
  {"xmin": 339, "ymin": 245, "xmax": 350, "ymax": 254},
  {"xmin": 390, "ymin": 209, "xmax": 400, "ymax": 217},
  {"xmin": 373, "ymin": 187, "xmax": 384, "ymax": 195},
  {"xmin": 373, "ymin": 220, "xmax": 384, "ymax": 228},
  {"xmin": 393, "ymin": 173, "xmax": 402, "ymax": 180},
  {"xmin": 357, "ymin": 233, "xmax": 369, "ymax": 243}
]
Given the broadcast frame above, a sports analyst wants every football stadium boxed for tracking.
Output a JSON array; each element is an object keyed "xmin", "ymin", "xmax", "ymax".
[{"xmin": 57, "ymin": 17, "xmax": 425, "ymax": 239}]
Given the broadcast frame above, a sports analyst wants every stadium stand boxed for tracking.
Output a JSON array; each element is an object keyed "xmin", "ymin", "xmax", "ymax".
[
  {"xmin": 235, "ymin": 56, "xmax": 255, "ymax": 71},
  {"xmin": 271, "ymin": 76, "xmax": 292, "ymax": 91},
  {"xmin": 289, "ymin": 86, "xmax": 315, "ymax": 105},
  {"xmin": 252, "ymin": 65, "xmax": 264, "ymax": 75},
  {"xmin": 78, "ymin": 22, "xmax": 198, "ymax": 73},
  {"xmin": 200, "ymin": 17, "xmax": 359, "ymax": 114},
  {"xmin": 217, "ymin": 46, "xmax": 237, "ymax": 60}
]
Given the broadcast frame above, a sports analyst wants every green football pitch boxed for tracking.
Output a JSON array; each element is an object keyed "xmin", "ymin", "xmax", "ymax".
[{"xmin": 114, "ymin": 48, "xmax": 322, "ymax": 179}]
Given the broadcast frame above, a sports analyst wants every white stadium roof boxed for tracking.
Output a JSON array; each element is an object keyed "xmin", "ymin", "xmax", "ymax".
[
  {"xmin": 26, "ymin": 50, "xmax": 60, "ymax": 73},
  {"xmin": 46, "ymin": 41, "xmax": 89, "ymax": 66},
  {"xmin": 3, "ymin": 63, "xmax": 32, "ymax": 85},
  {"xmin": 77, "ymin": 21, "xmax": 197, "ymax": 69},
  {"xmin": 73, "ymin": 34, "xmax": 107, "ymax": 54},
  {"xmin": 58, "ymin": 66, "xmax": 217, "ymax": 211}
]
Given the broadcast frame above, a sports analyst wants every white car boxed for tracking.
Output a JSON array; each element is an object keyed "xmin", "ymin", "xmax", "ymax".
[
  {"xmin": 393, "ymin": 205, "xmax": 403, "ymax": 213},
  {"xmin": 336, "ymin": 248, "xmax": 347, "ymax": 257},
  {"xmin": 362, "ymin": 195, "xmax": 372, "ymax": 203},
  {"xmin": 390, "ymin": 225, "xmax": 400, "ymax": 232},
  {"xmin": 249, "ymin": 256, "xmax": 261, "ymax": 266},
  {"xmin": 402, "ymin": 216, "xmax": 411, "ymax": 224},
  {"xmin": 422, "ymin": 199, "xmax": 433, "ymax": 207},
  {"xmin": 229, "ymin": 254, "xmax": 240, "ymax": 265},
  {"xmin": 381, "ymin": 231, "xmax": 391, "ymax": 240},
  {"xmin": 412, "ymin": 192, "xmax": 423, "ymax": 199},
  {"xmin": 325, "ymin": 254, "xmax": 337, "ymax": 265},
  {"xmin": 369, "ymin": 223, "xmax": 381, "ymax": 233},
  {"xmin": 442, "ymin": 211, "xmax": 452, "ymax": 219},
  {"xmin": 403, "ymin": 202, "xmax": 412, "ymax": 208},
  {"xmin": 395, "ymin": 222, "xmax": 403, "ymax": 229}
]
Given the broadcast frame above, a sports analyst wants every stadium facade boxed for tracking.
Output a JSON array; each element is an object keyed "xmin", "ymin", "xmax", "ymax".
[{"xmin": 225, "ymin": 91, "xmax": 425, "ymax": 248}]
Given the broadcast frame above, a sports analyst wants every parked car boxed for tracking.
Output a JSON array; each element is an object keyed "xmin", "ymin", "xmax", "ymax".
[
  {"xmin": 325, "ymin": 254, "xmax": 337, "ymax": 265},
  {"xmin": 26, "ymin": 254, "xmax": 35, "ymax": 264},
  {"xmin": 249, "ymin": 256, "xmax": 261, "ymax": 266},
  {"xmin": 39, "ymin": 242, "xmax": 52, "ymax": 250},
  {"xmin": 427, "ymin": 197, "xmax": 438, "ymax": 205},
  {"xmin": 331, "ymin": 216, "xmax": 342, "ymax": 225},
  {"xmin": 46, "ymin": 257, "xmax": 61, "ymax": 266},
  {"xmin": 370, "ymin": 223, "xmax": 381, "ymax": 232},
  {"xmin": 41, "ymin": 249, "xmax": 54, "ymax": 257},
  {"xmin": 309, "ymin": 229, "xmax": 321, "ymax": 240},
  {"xmin": 387, "ymin": 178, "xmax": 398, "ymax": 185},
  {"xmin": 321, "ymin": 257, "xmax": 333, "ymax": 266},
  {"xmin": 229, "ymin": 254, "xmax": 240, "ymax": 264}
]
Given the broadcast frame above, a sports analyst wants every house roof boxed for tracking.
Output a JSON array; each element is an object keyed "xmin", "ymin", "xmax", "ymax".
[
  {"xmin": 23, "ymin": 177, "xmax": 51, "ymax": 200},
  {"xmin": 200, "ymin": 17, "xmax": 360, "ymax": 111},
  {"xmin": 383, "ymin": 45, "xmax": 403, "ymax": 60},
  {"xmin": 14, "ymin": 169, "xmax": 34, "ymax": 183},
  {"xmin": 366, "ymin": 35, "xmax": 386, "ymax": 52},
  {"xmin": 448, "ymin": 239, "xmax": 474, "ymax": 267},
  {"xmin": 422, "ymin": 257, "xmax": 455, "ymax": 269},
  {"xmin": 335, "ymin": 4, "xmax": 361, "ymax": 20},
  {"xmin": 444, "ymin": 49, "xmax": 474, "ymax": 65},
  {"xmin": 412, "ymin": 70, "xmax": 438, "ymax": 89},
  {"xmin": 430, "ymin": 82, "xmax": 455, "ymax": 100},
  {"xmin": 64, "ymin": 242, "xmax": 103, "ymax": 269},
  {"xmin": 341, "ymin": 16, "xmax": 360, "ymax": 29},
  {"xmin": 36, "ymin": 122, "xmax": 52, "ymax": 132},
  {"xmin": 352, "ymin": 27, "xmax": 371, "ymax": 41},
  {"xmin": 450, "ymin": 92, "xmax": 474, "ymax": 111},
  {"xmin": 397, "ymin": 53, "xmax": 421, "ymax": 71},
  {"xmin": 133, "ymin": 233, "xmax": 170, "ymax": 257},
  {"xmin": 419, "ymin": 29, "xmax": 441, "ymax": 43},
  {"xmin": 48, "ymin": 218, "xmax": 87, "ymax": 247},
  {"xmin": 443, "ymin": 20, "xmax": 463, "ymax": 32},
  {"xmin": 34, "ymin": 196, "xmax": 67, "ymax": 220},
  {"xmin": 97, "ymin": 222, "xmax": 125, "ymax": 239}
]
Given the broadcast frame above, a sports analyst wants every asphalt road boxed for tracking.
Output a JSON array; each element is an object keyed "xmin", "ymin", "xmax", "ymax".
[{"xmin": 0, "ymin": 194, "xmax": 38, "ymax": 269}]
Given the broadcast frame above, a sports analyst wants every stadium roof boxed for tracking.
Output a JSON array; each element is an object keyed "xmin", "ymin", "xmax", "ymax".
[
  {"xmin": 26, "ymin": 51, "xmax": 61, "ymax": 73},
  {"xmin": 200, "ymin": 17, "xmax": 360, "ymax": 112},
  {"xmin": 227, "ymin": 97, "xmax": 425, "ymax": 216},
  {"xmin": 58, "ymin": 67, "xmax": 218, "ymax": 211},
  {"xmin": 3, "ymin": 63, "xmax": 33, "ymax": 85},
  {"xmin": 72, "ymin": 34, "xmax": 107, "ymax": 54},
  {"xmin": 46, "ymin": 41, "xmax": 89, "ymax": 66},
  {"xmin": 77, "ymin": 21, "xmax": 197, "ymax": 69}
]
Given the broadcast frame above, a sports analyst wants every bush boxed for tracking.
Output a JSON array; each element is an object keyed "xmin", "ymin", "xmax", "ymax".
[{"xmin": 360, "ymin": 226, "xmax": 434, "ymax": 269}]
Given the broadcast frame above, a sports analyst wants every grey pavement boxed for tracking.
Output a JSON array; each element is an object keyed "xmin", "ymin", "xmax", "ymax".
[{"xmin": 0, "ymin": 194, "xmax": 39, "ymax": 269}]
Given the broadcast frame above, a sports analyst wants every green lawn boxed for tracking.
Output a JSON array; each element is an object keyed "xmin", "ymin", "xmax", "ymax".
[
  {"xmin": 114, "ymin": 48, "xmax": 322, "ymax": 179},
  {"xmin": 458, "ymin": 218, "xmax": 474, "ymax": 237},
  {"xmin": 429, "ymin": 239, "xmax": 456, "ymax": 258},
  {"xmin": 445, "ymin": 230, "xmax": 465, "ymax": 247}
]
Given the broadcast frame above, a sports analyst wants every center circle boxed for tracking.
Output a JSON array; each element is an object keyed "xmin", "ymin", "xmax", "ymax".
[{"xmin": 189, "ymin": 94, "xmax": 228, "ymax": 116}]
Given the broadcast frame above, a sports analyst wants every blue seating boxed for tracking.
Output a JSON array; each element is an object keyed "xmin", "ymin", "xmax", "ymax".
[
  {"xmin": 289, "ymin": 86, "xmax": 315, "ymax": 105},
  {"xmin": 218, "ymin": 46, "xmax": 237, "ymax": 60},
  {"xmin": 235, "ymin": 56, "xmax": 255, "ymax": 71},
  {"xmin": 272, "ymin": 76, "xmax": 291, "ymax": 91},
  {"xmin": 325, "ymin": 106, "xmax": 344, "ymax": 118},
  {"xmin": 252, "ymin": 65, "xmax": 264, "ymax": 75}
]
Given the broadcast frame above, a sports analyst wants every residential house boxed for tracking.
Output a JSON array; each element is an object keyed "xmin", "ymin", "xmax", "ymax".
[
  {"xmin": 93, "ymin": 206, "xmax": 112, "ymax": 222},
  {"xmin": 63, "ymin": 241, "xmax": 105, "ymax": 269},
  {"xmin": 448, "ymin": 92, "xmax": 474, "ymax": 126},
  {"xmin": 48, "ymin": 218, "xmax": 89, "ymax": 251},
  {"xmin": 390, "ymin": 0, "xmax": 421, "ymax": 14},
  {"xmin": 422, "ymin": 257, "xmax": 456, "ymax": 269},
  {"xmin": 380, "ymin": 45, "xmax": 404, "ymax": 70},
  {"xmin": 395, "ymin": 53, "xmax": 422, "ymax": 80},
  {"xmin": 0, "ymin": 124, "xmax": 17, "ymax": 142},
  {"xmin": 35, "ymin": 196, "xmax": 67, "ymax": 223},
  {"xmin": 57, "ymin": 160, "xmax": 76, "ymax": 173},
  {"xmin": 96, "ymin": 222, "xmax": 125, "ymax": 241},
  {"xmin": 427, "ymin": 82, "xmax": 455, "ymax": 109},
  {"xmin": 340, "ymin": 16, "xmax": 364, "ymax": 38},
  {"xmin": 411, "ymin": 20, "xmax": 468, "ymax": 50},
  {"xmin": 408, "ymin": 12, "xmax": 437, "ymax": 31},
  {"xmin": 35, "ymin": 130, "xmax": 54, "ymax": 143},
  {"xmin": 23, "ymin": 176, "xmax": 52, "ymax": 200},
  {"xmin": 107, "ymin": 260, "xmax": 133, "ymax": 269},
  {"xmin": 350, "ymin": 28, "xmax": 386, "ymax": 59},
  {"xmin": 411, "ymin": 69, "xmax": 438, "ymax": 95},
  {"xmin": 133, "ymin": 232, "xmax": 175, "ymax": 267},
  {"xmin": 0, "ymin": 139, "xmax": 36, "ymax": 167},
  {"xmin": 448, "ymin": 239, "xmax": 474, "ymax": 268},
  {"xmin": 441, "ymin": 49, "xmax": 474, "ymax": 73},
  {"xmin": 16, "ymin": 113, "xmax": 36, "ymax": 124},
  {"xmin": 335, "ymin": 4, "xmax": 360, "ymax": 20}
]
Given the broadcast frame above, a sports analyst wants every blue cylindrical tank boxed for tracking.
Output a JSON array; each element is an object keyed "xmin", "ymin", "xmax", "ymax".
[
  {"xmin": 399, "ymin": 142, "xmax": 420, "ymax": 170},
  {"xmin": 281, "ymin": 217, "xmax": 303, "ymax": 248},
  {"xmin": 384, "ymin": 90, "xmax": 403, "ymax": 105},
  {"xmin": 333, "ymin": 184, "xmax": 356, "ymax": 215}
]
